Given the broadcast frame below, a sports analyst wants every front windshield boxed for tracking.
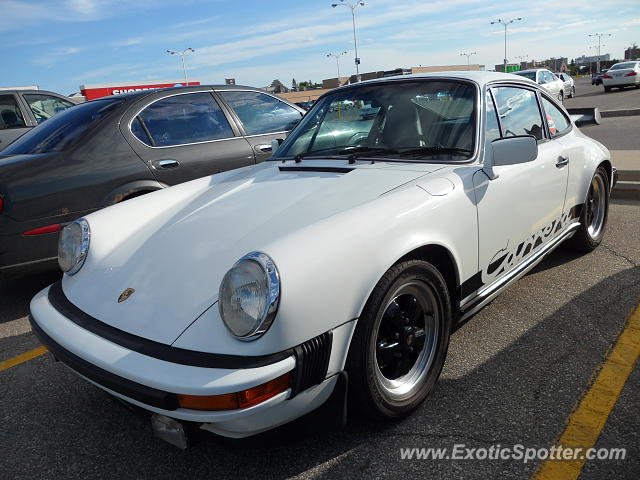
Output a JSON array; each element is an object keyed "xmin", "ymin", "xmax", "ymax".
[
  {"xmin": 2, "ymin": 98, "xmax": 123, "ymax": 155},
  {"xmin": 514, "ymin": 71, "xmax": 537, "ymax": 81},
  {"xmin": 271, "ymin": 80, "xmax": 476, "ymax": 162}
]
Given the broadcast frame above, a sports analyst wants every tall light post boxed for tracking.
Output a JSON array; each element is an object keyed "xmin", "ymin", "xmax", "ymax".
[
  {"xmin": 327, "ymin": 51, "xmax": 348, "ymax": 83},
  {"xmin": 166, "ymin": 47, "xmax": 195, "ymax": 84},
  {"xmin": 460, "ymin": 52, "xmax": 477, "ymax": 69},
  {"xmin": 332, "ymin": 1, "xmax": 365, "ymax": 82},
  {"xmin": 588, "ymin": 33, "xmax": 611, "ymax": 73},
  {"xmin": 491, "ymin": 17, "xmax": 522, "ymax": 72}
]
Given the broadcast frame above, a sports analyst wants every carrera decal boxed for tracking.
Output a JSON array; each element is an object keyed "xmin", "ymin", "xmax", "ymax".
[{"xmin": 480, "ymin": 204, "xmax": 583, "ymax": 286}]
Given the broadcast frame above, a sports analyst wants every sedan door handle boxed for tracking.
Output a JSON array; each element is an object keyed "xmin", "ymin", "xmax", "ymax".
[
  {"xmin": 254, "ymin": 144, "xmax": 272, "ymax": 153},
  {"xmin": 153, "ymin": 159, "xmax": 180, "ymax": 169},
  {"xmin": 556, "ymin": 155, "xmax": 569, "ymax": 168}
]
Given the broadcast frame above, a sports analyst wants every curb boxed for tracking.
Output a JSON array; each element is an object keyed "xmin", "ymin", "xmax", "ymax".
[
  {"xmin": 612, "ymin": 181, "xmax": 640, "ymax": 201},
  {"xmin": 601, "ymin": 108, "xmax": 640, "ymax": 118}
]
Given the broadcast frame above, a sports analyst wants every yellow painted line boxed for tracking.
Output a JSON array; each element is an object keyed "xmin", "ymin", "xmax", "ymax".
[
  {"xmin": 533, "ymin": 304, "xmax": 640, "ymax": 480},
  {"xmin": 0, "ymin": 346, "xmax": 48, "ymax": 372}
]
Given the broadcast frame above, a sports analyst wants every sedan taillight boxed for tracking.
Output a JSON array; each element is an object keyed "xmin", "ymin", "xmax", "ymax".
[
  {"xmin": 602, "ymin": 75, "xmax": 613, "ymax": 79},
  {"xmin": 625, "ymin": 71, "xmax": 637, "ymax": 77},
  {"xmin": 0, "ymin": 195, "xmax": 3, "ymax": 214}
]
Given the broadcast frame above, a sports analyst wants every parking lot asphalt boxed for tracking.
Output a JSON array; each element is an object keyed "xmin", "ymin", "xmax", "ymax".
[
  {"xmin": 580, "ymin": 116, "xmax": 640, "ymax": 151},
  {"xmin": 1, "ymin": 199, "xmax": 638, "ymax": 480},
  {"xmin": 565, "ymin": 77, "xmax": 640, "ymax": 112}
]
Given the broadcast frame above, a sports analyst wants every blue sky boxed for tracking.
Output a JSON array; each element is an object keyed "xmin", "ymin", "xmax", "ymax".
[{"xmin": 2, "ymin": 0, "xmax": 640, "ymax": 94}]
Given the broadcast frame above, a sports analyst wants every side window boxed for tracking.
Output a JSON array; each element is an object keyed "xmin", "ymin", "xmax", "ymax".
[
  {"xmin": 541, "ymin": 97, "xmax": 570, "ymax": 137},
  {"xmin": 492, "ymin": 87, "xmax": 544, "ymax": 141},
  {"xmin": 0, "ymin": 94, "xmax": 27, "ymax": 129},
  {"xmin": 23, "ymin": 94, "xmax": 75, "ymax": 124},
  {"xmin": 219, "ymin": 91, "xmax": 302, "ymax": 135},
  {"xmin": 137, "ymin": 92, "xmax": 234, "ymax": 147},
  {"xmin": 485, "ymin": 91, "xmax": 501, "ymax": 143}
]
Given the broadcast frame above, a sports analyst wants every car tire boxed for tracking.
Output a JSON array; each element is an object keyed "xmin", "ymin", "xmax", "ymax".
[
  {"xmin": 566, "ymin": 166, "xmax": 609, "ymax": 253},
  {"xmin": 570, "ymin": 86, "xmax": 576, "ymax": 98},
  {"xmin": 604, "ymin": 86, "xmax": 611, "ymax": 92},
  {"xmin": 346, "ymin": 260, "xmax": 452, "ymax": 420}
]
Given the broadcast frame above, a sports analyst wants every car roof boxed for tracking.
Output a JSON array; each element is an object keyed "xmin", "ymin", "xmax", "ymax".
[
  {"xmin": 516, "ymin": 68, "xmax": 549, "ymax": 73},
  {"xmin": 331, "ymin": 70, "xmax": 539, "ymax": 91},
  {"xmin": 0, "ymin": 89, "xmax": 70, "ymax": 96},
  {"xmin": 109, "ymin": 84, "xmax": 268, "ymax": 100}
]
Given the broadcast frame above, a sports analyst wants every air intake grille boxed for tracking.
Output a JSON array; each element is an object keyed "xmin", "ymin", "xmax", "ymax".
[{"xmin": 291, "ymin": 331, "xmax": 333, "ymax": 396}]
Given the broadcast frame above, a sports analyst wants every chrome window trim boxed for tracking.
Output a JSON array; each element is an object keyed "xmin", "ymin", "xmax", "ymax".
[{"xmin": 127, "ymin": 89, "xmax": 238, "ymax": 149}]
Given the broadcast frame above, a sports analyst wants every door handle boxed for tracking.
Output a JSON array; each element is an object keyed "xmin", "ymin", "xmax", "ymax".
[
  {"xmin": 556, "ymin": 155, "xmax": 569, "ymax": 168},
  {"xmin": 153, "ymin": 159, "xmax": 180, "ymax": 169},
  {"xmin": 254, "ymin": 144, "xmax": 272, "ymax": 153}
]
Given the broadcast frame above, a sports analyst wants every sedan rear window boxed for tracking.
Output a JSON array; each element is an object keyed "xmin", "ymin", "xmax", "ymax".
[
  {"xmin": 2, "ymin": 99, "xmax": 123, "ymax": 154},
  {"xmin": 609, "ymin": 62, "xmax": 637, "ymax": 70},
  {"xmin": 515, "ymin": 71, "xmax": 537, "ymax": 81}
]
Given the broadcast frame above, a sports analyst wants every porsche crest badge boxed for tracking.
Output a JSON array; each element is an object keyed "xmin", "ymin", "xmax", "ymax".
[{"xmin": 118, "ymin": 288, "xmax": 135, "ymax": 303}]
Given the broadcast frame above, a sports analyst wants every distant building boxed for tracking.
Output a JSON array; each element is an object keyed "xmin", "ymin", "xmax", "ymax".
[
  {"xmin": 225, "ymin": 78, "xmax": 236, "ymax": 85},
  {"xmin": 494, "ymin": 64, "xmax": 521, "ymax": 73},
  {"xmin": 322, "ymin": 77, "xmax": 350, "ymax": 89},
  {"xmin": 625, "ymin": 45, "xmax": 640, "ymax": 60},
  {"xmin": 264, "ymin": 79, "xmax": 289, "ymax": 94},
  {"xmin": 575, "ymin": 54, "xmax": 610, "ymax": 65}
]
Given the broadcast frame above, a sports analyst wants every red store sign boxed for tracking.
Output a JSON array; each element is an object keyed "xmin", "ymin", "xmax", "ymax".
[{"xmin": 80, "ymin": 80, "xmax": 201, "ymax": 100}]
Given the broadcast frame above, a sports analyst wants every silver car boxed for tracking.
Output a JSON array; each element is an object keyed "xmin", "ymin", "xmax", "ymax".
[
  {"xmin": 602, "ymin": 61, "xmax": 640, "ymax": 91},
  {"xmin": 514, "ymin": 69, "xmax": 565, "ymax": 102},
  {"xmin": 556, "ymin": 72, "xmax": 575, "ymax": 98}
]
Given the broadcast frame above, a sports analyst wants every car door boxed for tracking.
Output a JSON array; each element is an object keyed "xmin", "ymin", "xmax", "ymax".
[
  {"xmin": 217, "ymin": 90, "xmax": 303, "ymax": 162},
  {"xmin": 473, "ymin": 85, "xmax": 569, "ymax": 288},
  {"xmin": 0, "ymin": 93, "xmax": 32, "ymax": 149},
  {"xmin": 123, "ymin": 90, "xmax": 255, "ymax": 185}
]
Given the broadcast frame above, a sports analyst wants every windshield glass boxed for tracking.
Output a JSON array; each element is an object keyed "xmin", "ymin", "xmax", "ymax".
[
  {"xmin": 2, "ymin": 98, "xmax": 123, "ymax": 154},
  {"xmin": 271, "ymin": 80, "xmax": 476, "ymax": 162},
  {"xmin": 609, "ymin": 62, "xmax": 637, "ymax": 70},
  {"xmin": 514, "ymin": 71, "xmax": 537, "ymax": 81}
]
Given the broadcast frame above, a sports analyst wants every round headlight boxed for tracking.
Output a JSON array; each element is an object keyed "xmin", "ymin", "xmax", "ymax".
[
  {"xmin": 218, "ymin": 252, "xmax": 280, "ymax": 340},
  {"xmin": 58, "ymin": 218, "xmax": 90, "ymax": 275}
]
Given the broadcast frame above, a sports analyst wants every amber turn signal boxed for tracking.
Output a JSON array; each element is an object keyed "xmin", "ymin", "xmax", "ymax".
[{"xmin": 177, "ymin": 372, "xmax": 291, "ymax": 410}]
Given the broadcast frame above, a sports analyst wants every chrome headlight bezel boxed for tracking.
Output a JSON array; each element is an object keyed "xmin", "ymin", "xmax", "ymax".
[
  {"xmin": 218, "ymin": 252, "xmax": 280, "ymax": 341},
  {"xmin": 58, "ymin": 218, "xmax": 90, "ymax": 275}
]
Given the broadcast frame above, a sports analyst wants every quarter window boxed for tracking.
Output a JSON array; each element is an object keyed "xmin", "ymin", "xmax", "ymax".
[
  {"xmin": 137, "ymin": 92, "xmax": 234, "ymax": 147},
  {"xmin": 23, "ymin": 94, "xmax": 75, "ymax": 123},
  {"xmin": 492, "ymin": 87, "xmax": 544, "ymax": 141},
  {"xmin": 541, "ymin": 97, "xmax": 570, "ymax": 137},
  {"xmin": 219, "ymin": 91, "xmax": 302, "ymax": 135},
  {"xmin": 0, "ymin": 95, "xmax": 27, "ymax": 129}
]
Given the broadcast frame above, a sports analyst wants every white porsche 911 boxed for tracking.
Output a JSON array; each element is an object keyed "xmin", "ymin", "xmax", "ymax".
[{"xmin": 30, "ymin": 72, "xmax": 615, "ymax": 448}]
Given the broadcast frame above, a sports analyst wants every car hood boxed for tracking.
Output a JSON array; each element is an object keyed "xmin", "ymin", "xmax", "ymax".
[{"xmin": 63, "ymin": 160, "xmax": 444, "ymax": 345}]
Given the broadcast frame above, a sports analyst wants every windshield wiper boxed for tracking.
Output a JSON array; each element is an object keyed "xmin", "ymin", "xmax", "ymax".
[
  {"xmin": 337, "ymin": 146, "xmax": 400, "ymax": 163},
  {"xmin": 395, "ymin": 146, "xmax": 472, "ymax": 158}
]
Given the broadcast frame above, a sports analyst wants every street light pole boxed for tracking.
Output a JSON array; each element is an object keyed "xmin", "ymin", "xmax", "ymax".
[
  {"xmin": 460, "ymin": 52, "xmax": 477, "ymax": 69},
  {"xmin": 166, "ymin": 48, "xmax": 195, "ymax": 84},
  {"xmin": 327, "ymin": 51, "xmax": 348, "ymax": 83},
  {"xmin": 332, "ymin": 1, "xmax": 365, "ymax": 82},
  {"xmin": 491, "ymin": 17, "xmax": 522, "ymax": 72},
  {"xmin": 588, "ymin": 33, "xmax": 611, "ymax": 73}
]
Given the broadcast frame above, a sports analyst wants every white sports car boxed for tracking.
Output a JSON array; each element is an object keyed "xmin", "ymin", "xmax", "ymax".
[{"xmin": 30, "ymin": 72, "xmax": 615, "ymax": 448}]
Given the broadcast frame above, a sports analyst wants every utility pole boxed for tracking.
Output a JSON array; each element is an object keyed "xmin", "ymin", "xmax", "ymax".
[
  {"xmin": 491, "ymin": 18, "xmax": 522, "ymax": 72},
  {"xmin": 332, "ymin": 1, "xmax": 365, "ymax": 82},
  {"xmin": 327, "ymin": 51, "xmax": 348, "ymax": 83},
  {"xmin": 166, "ymin": 48, "xmax": 195, "ymax": 84},
  {"xmin": 460, "ymin": 52, "xmax": 477, "ymax": 69},
  {"xmin": 588, "ymin": 33, "xmax": 611, "ymax": 72}
]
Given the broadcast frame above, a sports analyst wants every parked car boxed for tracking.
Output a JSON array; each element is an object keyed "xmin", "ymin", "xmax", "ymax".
[
  {"xmin": 29, "ymin": 71, "xmax": 615, "ymax": 447},
  {"xmin": 592, "ymin": 69, "xmax": 609, "ymax": 86},
  {"xmin": 0, "ymin": 85, "xmax": 304, "ymax": 271},
  {"xmin": 514, "ymin": 69, "xmax": 565, "ymax": 102},
  {"xmin": 602, "ymin": 61, "xmax": 640, "ymax": 91},
  {"xmin": 555, "ymin": 72, "xmax": 575, "ymax": 97},
  {"xmin": 0, "ymin": 89, "xmax": 77, "ymax": 150}
]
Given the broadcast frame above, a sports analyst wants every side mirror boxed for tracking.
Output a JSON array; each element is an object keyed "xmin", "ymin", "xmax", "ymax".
[
  {"xmin": 483, "ymin": 135, "xmax": 538, "ymax": 180},
  {"xmin": 271, "ymin": 138, "xmax": 284, "ymax": 154}
]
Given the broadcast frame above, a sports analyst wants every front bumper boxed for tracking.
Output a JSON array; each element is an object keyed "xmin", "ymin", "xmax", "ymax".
[{"xmin": 30, "ymin": 285, "xmax": 353, "ymax": 438}]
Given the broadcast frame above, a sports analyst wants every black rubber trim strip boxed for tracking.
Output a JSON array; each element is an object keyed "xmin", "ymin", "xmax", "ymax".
[
  {"xmin": 279, "ymin": 166, "xmax": 353, "ymax": 173},
  {"xmin": 47, "ymin": 281, "xmax": 293, "ymax": 369},
  {"xmin": 29, "ymin": 315, "xmax": 178, "ymax": 410}
]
